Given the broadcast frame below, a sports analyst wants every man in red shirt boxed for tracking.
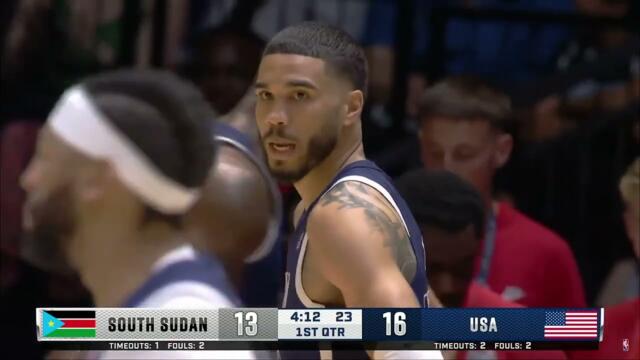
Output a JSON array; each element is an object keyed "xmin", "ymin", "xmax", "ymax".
[
  {"xmin": 568, "ymin": 159, "xmax": 640, "ymax": 359},
  {"xmin": 416, "ymin": 76, "xmax": 585, "ymax": 308},
  {"xmin": 396, "ymin": 169, "xmax": 566, "ymax": 360}
]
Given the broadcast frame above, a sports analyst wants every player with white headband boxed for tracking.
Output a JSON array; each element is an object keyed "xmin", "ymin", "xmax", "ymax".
[{"xmin": 20, "ymin": 70, "xmax": 256, "ymax": 359}]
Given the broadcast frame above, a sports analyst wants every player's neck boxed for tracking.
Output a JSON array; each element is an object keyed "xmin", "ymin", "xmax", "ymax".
[
  {"xmin": 78, "ymin": 221, "xmax": 186, "ymax": 307},
  {"xmin": 294, "ymin": 141, "xmax": 365, "ymax": 209}
]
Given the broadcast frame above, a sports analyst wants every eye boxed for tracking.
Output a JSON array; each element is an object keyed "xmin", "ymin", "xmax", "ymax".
[
  {"xmin": 292, "ymin": 91, "xmax": 308, "ymax": 101},
  {"xmin": 455, "ymin": 148, "xmax": 476, "ymax": 161},
  {"xmin": 256, "ymin": 91, "xmax": 273, "ymax": 101},
  {"xmin": 429, "ymin": 150, "xmax": 444, "ymax": 159}
]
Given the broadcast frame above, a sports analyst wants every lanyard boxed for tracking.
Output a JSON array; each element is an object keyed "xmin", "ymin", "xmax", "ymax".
[{"xmin": 475, "ymin": 212, "xmax": 497, "ymax": 284}]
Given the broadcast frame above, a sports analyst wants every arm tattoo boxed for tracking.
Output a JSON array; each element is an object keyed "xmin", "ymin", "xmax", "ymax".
[{"xmin": 319, "ymin": 182, "xmax": 417, "ymax": 281}]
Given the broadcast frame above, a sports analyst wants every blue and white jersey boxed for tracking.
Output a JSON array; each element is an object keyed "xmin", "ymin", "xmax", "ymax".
[
  {"xmin": 281, "ymin": 160, "xmax": 428, "ymax": 360},
  {"xmin": 95, "ymin": 245, "xmax": 256, "ymax": 359},
  {"xmin": 122, "ymin": 245, "xmax": 240, "ymax": 308}
]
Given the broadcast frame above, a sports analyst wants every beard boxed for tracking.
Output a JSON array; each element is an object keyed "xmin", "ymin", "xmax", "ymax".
[
  {"xmin": 264, "ymin": 121, "xmax": 339, "ymax": 183},
  {"xmin": 21, "ymin": 185, "xmax": 76, "ymax": 274}
]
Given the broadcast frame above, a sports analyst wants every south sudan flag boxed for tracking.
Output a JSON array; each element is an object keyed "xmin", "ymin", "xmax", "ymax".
[{"xmin": 42, "ymin": 310, "xmax": 96, "ymax": 338}]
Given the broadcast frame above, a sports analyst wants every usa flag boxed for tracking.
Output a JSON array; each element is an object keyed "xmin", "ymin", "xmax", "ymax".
[{"xmin": 544, "ymin": 311, "xmax": 599, "ymax": 339}]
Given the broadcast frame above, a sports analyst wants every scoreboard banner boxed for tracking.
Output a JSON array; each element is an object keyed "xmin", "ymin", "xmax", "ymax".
[{"xmin": 36, "ymin": 307, "xmax": 604, "ymax": 351}]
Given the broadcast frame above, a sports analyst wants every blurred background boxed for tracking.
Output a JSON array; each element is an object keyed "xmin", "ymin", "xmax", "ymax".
[{"xmin": 1, "ymin": 0, "xmax": 638, "ymax": 357}]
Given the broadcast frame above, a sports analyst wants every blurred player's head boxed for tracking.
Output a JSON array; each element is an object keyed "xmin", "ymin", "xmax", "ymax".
[
  {"xmin": 185, "ymin": 93, "xmax": 274, "ymax": 278},
  {"xmin": 397, "ymin": 169, "xmax": 485, "ymax": 307},
  {"xmin": 193, "ymin": 26, "xmax": 265, "ymax": 114},
  {"xmin": 418, "ymin": 76, "xmax": 513, "ymax": 205},
  {"xmin": 255, "ymin": 21, "xmax": 367, "ymax": 182},
  {"xmin": 20, "ymin": 70, "xmax": 215, "ymax": 274},
  {"xmin": 620, "ymin": 158, "xmax": 639, "ymax": 258}
]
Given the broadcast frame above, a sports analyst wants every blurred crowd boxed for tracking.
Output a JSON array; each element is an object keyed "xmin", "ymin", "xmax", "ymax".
[{"xmin": 0, "ymin": 0, "xmax": 638, "ymax": 359}]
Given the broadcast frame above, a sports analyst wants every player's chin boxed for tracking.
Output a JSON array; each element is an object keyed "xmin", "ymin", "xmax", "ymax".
[
  {"xmin": 269, "ymin": 163, "xmax": 306, "ymax": 183},
  {"xmin": 20, "ymin": 231, "xmax": 74, "ymax": 274}
]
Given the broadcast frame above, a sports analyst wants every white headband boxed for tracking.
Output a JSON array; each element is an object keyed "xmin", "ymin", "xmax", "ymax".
[{"xmin": 48, "ymin": 86, "xmax": 200, "ymax": 214}]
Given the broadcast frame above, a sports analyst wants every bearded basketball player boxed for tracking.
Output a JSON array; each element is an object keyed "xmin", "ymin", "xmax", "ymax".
[
  {"xmin": 21, "ymin": 70, "xmax": 256, "ymax": 359},
  {"xmin": 254, "ymin": 22, "xmax": 442, "ymax": 360}
]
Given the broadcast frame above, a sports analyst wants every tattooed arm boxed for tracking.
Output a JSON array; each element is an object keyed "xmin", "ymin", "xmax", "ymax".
[{"xmin": 306, "ymin": 181, "xmax": 419, "ymax": 308}]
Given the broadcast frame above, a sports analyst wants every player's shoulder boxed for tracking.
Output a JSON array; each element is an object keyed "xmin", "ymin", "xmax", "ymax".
[
  {"xmin": 306, "ymin": 181, "xmax": 375, "ymax": 241},
  {"xmin": 319, "ymin": 178, "xmax": 397, "ymax": 212},
  {"xmin": 307, "ymin": 179, "xmax": 406, "ymax": 251},
  {"xmin": 309, "ymin": 179, "xmax": 386, "ymax": 222}
]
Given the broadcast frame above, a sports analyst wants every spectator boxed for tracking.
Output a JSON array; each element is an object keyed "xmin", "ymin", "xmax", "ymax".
[
  {"xmin": 187, "ymin": 0, "xmax": 369, "ymax": 45},
  {"xmin": 526, "ymin": 0, "xmax": 639, "ymax": 142},
  {"xmin": 417, "ymin": 76, "xmax": 586, "ymax": 307},
  {"xmin": 1, "ymin": 0, "xmax": 123, "ymax": 121},
  {"xmin": 396, "ymin": 168, "xmax": 566, "ymax": 360},
  {"xmin": 187, "ymin": 25, "xmax": 265, "ymax": 116},
  {"xmin": 619, "ymin": 158, "xmax": 640, "ymax": 273},
  {"xmin": 568, "ymin": 158, "xmax": 640, "ymax": 359},
  {"xmin": 362, "ymin": 0, "xmax": 574, "ymax": 124}
]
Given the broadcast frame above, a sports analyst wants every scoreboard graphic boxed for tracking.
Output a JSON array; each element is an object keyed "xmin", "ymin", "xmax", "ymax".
[{"xmin": 36, "ymin": 308, "xmax": 604, "ymax": 351}]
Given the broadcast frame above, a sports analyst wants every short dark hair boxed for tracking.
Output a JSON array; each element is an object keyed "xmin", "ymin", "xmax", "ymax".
[
  {"xmin": 418, "ymin": 76, "xmax": 512, "ymax": 132},
  {"xmin": 263, "ymin": 21, "xmax": 368, "ymax": 98},
  {"xmin": 395, "ymin": 169, "xmax": 485, "ymax": 239},
  {"xmin": 82, "ymin": 70, "xmax": 216, "ymax": 222}
]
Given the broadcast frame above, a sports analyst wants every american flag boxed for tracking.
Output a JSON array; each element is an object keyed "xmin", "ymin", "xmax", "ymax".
[{"xmin": 544, "ymin": 311, "xmax": 599, "ymax": 339}]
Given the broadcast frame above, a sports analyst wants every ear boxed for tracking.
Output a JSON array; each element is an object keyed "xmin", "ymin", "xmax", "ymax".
[
  {"xmin": 493, "ymin": 132, "xmax": 513, "ymax": 169},
  {"xmin": 344, "ymin": 90, "xmax": 364, "ymax": 126},
  {"xmin": 73, "ymin": 161, "xmax": 112, "ymax": 203}
]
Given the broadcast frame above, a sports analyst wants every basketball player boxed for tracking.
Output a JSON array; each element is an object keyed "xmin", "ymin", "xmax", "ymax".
[
  {"xmin": 20, "ymin": 70, "xmax": 255, "ymax": 359},
  {"xmin": 254, "ymin": 22, "xmax": 442, "ymax": 359},
  {"xmin": 186, "ymin": 90, "xmax": 283, "ymax": 305},
  {"xmin": 186, "ymin": 24, "xmax": 283, "ymax": 306}
]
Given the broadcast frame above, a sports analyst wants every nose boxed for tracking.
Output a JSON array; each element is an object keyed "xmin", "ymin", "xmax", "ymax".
[
  {"xmin": 265, "ymin": 104, "xmax": 288, "ymax": 127},
  {"xmin": 442, "ymin": 154, "xmax": 456, "ymax": 172},
  {"xmin": 20, "ymin": 160, "xmax": 37, "ymax": 193}
]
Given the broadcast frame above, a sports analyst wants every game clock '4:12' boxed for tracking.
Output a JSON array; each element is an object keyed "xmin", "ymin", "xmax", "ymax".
[{"xmin": 289, "ymin": 311, "xmax": 353, "ymax": 322}]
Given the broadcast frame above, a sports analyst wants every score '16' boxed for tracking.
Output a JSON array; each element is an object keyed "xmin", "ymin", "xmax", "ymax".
[{"xmin": 383, "ymin": 312, "xmax": 406, "ymax": 336}]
